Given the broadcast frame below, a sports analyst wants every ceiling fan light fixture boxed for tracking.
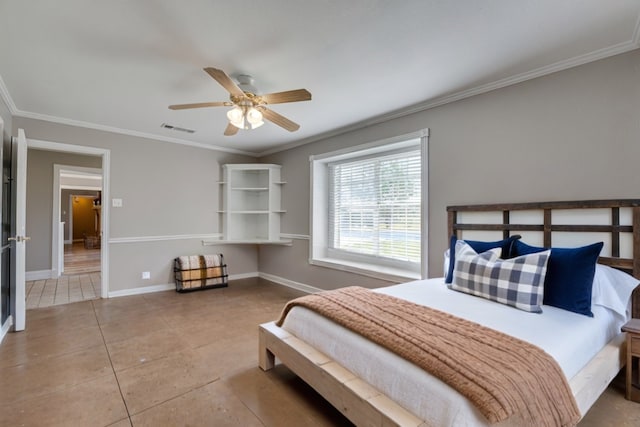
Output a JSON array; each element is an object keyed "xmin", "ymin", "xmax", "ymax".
[
  {"xmin": 227, "ymin": 105, "xmax": 264, "ymax": 130},
  {"xmin": 246, "ymin": 107, "xmax": 264, "ymax": 127},
  {"xmin": 226, "ymin": 106, "xmax": 243, "ymax": 123},
  {"xmin": 169, "ymin": 67, "xmax": 310, "ymax": 135}
]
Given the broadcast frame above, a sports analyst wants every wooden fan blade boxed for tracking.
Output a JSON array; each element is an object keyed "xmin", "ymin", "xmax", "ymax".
[
  {"xmin": 168, "ymin": 101, "xmax": 230, "ymax": 110},
  {"xmin": 260, "ymin": 89, "xmax": 311, "ymax": 104},
  {"xmin": 261, "ymin": 108, "xmax": 300, "ymax": 132},
  {"xmin": 224, "ymin": 122, "xmax": 239, "ymax": 136},
  {"xmin": 204, "ymin": 67, "xmax": 245, "ymax": 97}
]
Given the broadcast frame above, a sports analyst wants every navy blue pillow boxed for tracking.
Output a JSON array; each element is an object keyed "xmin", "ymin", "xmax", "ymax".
[
  {"xmin": 445, "ymin": 235, "xmax": 521, "ymax": 283},
  {"xmin": 511, "ymin": 240, "xmax": 603, "ymax": 317}
]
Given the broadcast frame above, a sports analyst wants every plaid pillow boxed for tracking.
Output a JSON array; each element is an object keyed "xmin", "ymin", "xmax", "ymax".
[{"xmin": 450, "ymin": 241, "xmax": 551, "ymax": 313}]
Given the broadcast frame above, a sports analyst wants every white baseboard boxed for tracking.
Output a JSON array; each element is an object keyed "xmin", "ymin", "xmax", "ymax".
[
  {"xmin": 25, "ymin": 270, "xmax": 53, "ymax": 281},
  {"xmin": 259, "ymin": 272, "xmax": 322, "ymax": 294},
  {"xmin": 107, "ymin": 272, "xmax": 261, "ymax": 298},
  {"xmin": 229, "ymin": 272, "xmax": 259, "ymax": 280},
  {"xmin": 0, "ymin": 316, "xmax": 13, "ymax": 345},
  {"xmin": 108, "ymin": 283, "xmax": 175, "ymax": 298}
]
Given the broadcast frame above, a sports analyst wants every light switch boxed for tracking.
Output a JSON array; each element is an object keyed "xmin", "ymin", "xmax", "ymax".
[{"xmin": 112, "ymin": 198, "xmax": 123, "ymax": 208}]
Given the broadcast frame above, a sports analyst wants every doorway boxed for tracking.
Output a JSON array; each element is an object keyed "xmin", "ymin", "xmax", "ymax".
[
  {"xmin": 60, "ymin": 172, "xmax": 103, "ymax": 304},
  {"xmin": 25, "ymin": 139, "xmax": 110, "ymax": 309},
  {"xmin": 58, "ymin": 166, "xmax": 103, "ymax": 276},
  {"xmin": 66, "ymin": 194, "xmax": 102, "ymax": 274},
  {"xmin": 25, "ymin": 161, "xmax": 105, "ymax": 309}
]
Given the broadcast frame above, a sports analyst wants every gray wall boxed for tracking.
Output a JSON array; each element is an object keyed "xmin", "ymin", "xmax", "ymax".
[
  {"xmin": 260, "ymin": 48, "xmax": 640, "ymax": 286},
  {"xmin": 15, "ymin": 119, "xmax": 257, "ymax": 292}
]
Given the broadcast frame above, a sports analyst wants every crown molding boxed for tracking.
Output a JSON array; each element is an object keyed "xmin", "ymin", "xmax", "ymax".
[
  {"xmin": 258, "ymin": 38, "xmax": 640, "ymax": 157},
  {"xmin": 13, "ymin": 109, "xmax": 258, "ymax": 157}
]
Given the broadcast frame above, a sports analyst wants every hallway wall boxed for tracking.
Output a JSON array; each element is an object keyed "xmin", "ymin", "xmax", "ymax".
[{"xmin": 71, "ymin": 196, "xmax": 96, "ymax": 242}]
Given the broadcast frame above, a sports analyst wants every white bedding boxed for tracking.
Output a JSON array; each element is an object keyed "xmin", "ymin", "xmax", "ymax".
[{"xmin": 280, "ymin": 277, "xmax": 626, "ymax": 426}]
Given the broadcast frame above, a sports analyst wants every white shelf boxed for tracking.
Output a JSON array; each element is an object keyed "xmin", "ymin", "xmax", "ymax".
[{"xmin": 220, "ymin": 164, "xmax": 285, "ymax": 243}]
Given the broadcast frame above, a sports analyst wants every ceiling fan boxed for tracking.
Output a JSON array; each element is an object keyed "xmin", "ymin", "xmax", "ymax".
[{"xmin": 169, "ymin": 67, "xmax": 311, "ymax": 136}]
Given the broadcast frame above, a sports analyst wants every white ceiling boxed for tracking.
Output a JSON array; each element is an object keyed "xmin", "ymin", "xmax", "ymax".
[{"xmin": 1, "ymin": 1, "xmax": 639, "ymax": 156}]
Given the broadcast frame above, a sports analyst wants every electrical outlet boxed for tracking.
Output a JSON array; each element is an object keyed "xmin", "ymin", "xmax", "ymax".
[{"xmin": 142, "ymin": 271, "xmax": 150, "ymax": 280}]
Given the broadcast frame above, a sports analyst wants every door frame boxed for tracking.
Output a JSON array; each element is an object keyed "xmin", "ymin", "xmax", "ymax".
[
  {"xmin": 12, "ymin": 129, "xmax": 27, "ymax": 330},
  {"xmin": 52, "ymin": 165, "xmax": 102, "ymax": 276},
  {"xmin": 28, "ymin": 138, "xmax": 110, "ymax": 298}
]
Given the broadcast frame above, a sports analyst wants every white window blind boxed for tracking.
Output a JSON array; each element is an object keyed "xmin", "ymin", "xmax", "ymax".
[{"xmin": 328, "ymin": 150, "xmax": 421, "ymax": 265}]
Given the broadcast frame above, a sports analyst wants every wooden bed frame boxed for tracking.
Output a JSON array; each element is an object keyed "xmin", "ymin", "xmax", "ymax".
[{"xmin": 259, "ymin": 199, "xmax": 640, "ymax": 426}]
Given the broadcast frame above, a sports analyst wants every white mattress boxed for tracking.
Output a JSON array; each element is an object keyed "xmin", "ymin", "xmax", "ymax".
[{"xmin": 280, "ymin": 278, "xmax": 622, "ymax": 426}]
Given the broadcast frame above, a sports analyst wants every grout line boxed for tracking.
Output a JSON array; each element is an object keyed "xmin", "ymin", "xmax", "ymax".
[
  {"xmin": 91, "ymin": 299, "xmax": 133, "ymax": 423},
  {"xmin": 126, "ymin": 377, "xmax": 223, "ymax": 418},
  {"xmin": 35, "ymin": 281, "xmax": 44, "ymax": 308},
  {"xmin": 25, "ymin": 280, "xmax": 33, "ymax": 298},
  {"xmin": 89, "ymin": 296, "xmax": 222, "ymax": 422}
]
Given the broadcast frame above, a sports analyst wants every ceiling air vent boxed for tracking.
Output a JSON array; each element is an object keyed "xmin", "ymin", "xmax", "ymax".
[{"xmin": 161, "ymin": 123, "xmax": 195, "ymax": 134}]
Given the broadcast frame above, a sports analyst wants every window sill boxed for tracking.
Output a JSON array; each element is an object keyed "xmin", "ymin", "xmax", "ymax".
[{"xmin": 310, "ymin": 257, "xmax": 420, "ymax": 283}]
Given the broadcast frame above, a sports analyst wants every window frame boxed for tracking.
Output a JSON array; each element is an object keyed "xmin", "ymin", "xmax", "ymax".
[{"xmin": 309, "ymin": 129, "xmax": 429, "ymax": 282}]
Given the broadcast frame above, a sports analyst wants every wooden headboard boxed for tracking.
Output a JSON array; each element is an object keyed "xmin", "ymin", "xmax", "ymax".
[{"xmin": 446, "ymin": 199, "xmax": 640, "ymax": 318}]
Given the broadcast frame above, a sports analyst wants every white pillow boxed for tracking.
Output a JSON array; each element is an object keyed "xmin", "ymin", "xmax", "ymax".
[
  {"xmin": 443, "ymin": 248, "xmax": 451, "ymax": 278},
  {"xmin": 591, "ymin": 264, "xmax": 638, "ymax": 321}
]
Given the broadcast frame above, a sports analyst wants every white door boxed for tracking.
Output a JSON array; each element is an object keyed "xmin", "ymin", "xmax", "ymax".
[{"xmin": 10, "ymin": 129, "xmax": 28, "ymax": 331}]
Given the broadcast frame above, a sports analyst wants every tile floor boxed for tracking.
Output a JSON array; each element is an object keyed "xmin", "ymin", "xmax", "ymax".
[
  {"xmin": 1, "ymin": 278, "xmax": 639, "ymax": 426},
  {"xmin": 26, "ymin": 242, "xmax": 102, "ymax": 309},
  {"xmin": 26, "ymin": 272, "xmax": 101, "ymax": 309}
]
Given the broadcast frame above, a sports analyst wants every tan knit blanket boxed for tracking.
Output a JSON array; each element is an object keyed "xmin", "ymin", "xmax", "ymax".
[
  {"xmin": 175, "ymin": 255, "xmax": 225, "ymax": 288},
  {"xmin": 277, "ymin": 286, "xmax": 580, "ymax": 427}
]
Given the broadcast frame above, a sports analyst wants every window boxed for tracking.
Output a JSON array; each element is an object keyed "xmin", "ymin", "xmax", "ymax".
[
  {"xmin": 329, "ymin": 150, "xmax": 421, "ymax": 264},
  {"xmin": 310, "ymin": 130, "xmax": 428, "ymax": 281}
]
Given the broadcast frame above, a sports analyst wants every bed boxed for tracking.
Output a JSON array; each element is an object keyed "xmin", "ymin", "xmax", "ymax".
[{"xmin": 259, "ymin": 199, "xmax": 640, "ymax": 426}]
